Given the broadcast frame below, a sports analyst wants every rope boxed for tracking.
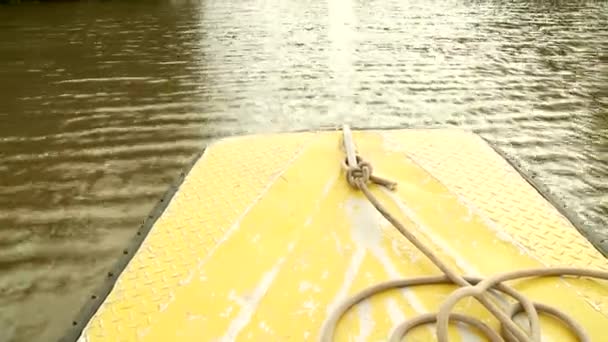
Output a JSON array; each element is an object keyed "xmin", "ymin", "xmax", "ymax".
[{"xmin": 320, "ymin": 126, "xmax": 608, "ymax": 342}]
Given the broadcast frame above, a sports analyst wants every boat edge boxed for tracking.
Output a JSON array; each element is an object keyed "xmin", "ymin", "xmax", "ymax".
[
  {"xmin": 58, "ymin": 127, "xmax": 607, "ymax": 342},
  {"xmin": 481, "ymin": 137, "xmax": 608, "ymax": 258},
  {"xmin": 58, "ymin": 148, "xmax": 208, "ymax": 342}
]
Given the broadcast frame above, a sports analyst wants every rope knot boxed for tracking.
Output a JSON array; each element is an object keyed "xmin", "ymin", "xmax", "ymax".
[
  {"xmin": 343, "ymin": 155, "xmax": 397, "ymax": 191},
  {"xmin": 344, "ymin": 155, "xmax": 373, "ymax": 189}
]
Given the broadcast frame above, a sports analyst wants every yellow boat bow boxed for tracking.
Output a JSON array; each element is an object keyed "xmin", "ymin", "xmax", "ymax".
[{"xmin": 65, "ymin": 128, "xmax": 608, "ymax": 341}]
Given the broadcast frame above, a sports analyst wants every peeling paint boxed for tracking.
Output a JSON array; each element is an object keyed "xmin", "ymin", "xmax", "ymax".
[
  {"xmin": 219, "ymin": 306, "xmax": 233, "ymax": 318},
  {"xmin": 186, "ymin": 313, "xmax": 205, "ymax": 321},
  {"xmin": 300, "ymin": 299, "xmax": 319, "ymax": 317},
  {"xmin": 178, "ymin": 271, "xmax": 194, "ymax": 286},
  {"xmin": 228, "ymin": 290, "xmax": 243, "ymax": 306},
  {"xmin": 158, "ymin": 292, "xmax": 175, "ymax": 312},
  {"xmin": 331, "ymin": 231, "xmax": 344, "ymax": 255},
  {"xmin": 304, "ymin": 216, "xmax": 313, "ymax": 227},
  {"xmin": 298, "ymin": 281, "xmax": 321, "ymax": 293},
  {"xmin": 137, "ymin": 327, "xmax": 151, "ymax": 339},
  {"xmin": 259, "ymin": 320, "xmax": 272, "ymax": 333}
]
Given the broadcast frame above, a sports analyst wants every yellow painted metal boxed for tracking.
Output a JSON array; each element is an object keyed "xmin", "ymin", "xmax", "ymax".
[{"xmin": 78, "ymin": 129, "xmax": 608, "ymax": 342}]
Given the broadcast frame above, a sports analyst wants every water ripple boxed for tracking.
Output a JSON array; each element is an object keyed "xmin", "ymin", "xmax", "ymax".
[{"xmin": 0, "ymin": 0, "xmax": 606, "ymax": 341}]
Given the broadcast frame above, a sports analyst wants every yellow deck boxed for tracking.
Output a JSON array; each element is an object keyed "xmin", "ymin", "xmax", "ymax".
[{"xmin": 72, "ymin": 129, "xmax": 608, "ymax": 341}]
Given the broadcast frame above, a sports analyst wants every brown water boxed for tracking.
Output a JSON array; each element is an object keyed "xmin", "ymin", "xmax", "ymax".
[{"xmin": 0, "ymin": 0, "xmax": 607, "ymax": 341}]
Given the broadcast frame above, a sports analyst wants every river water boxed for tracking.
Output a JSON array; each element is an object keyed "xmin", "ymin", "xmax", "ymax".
[{"xmin": 0, "ymin": 0, "xmax": 606, "ymax": 341}]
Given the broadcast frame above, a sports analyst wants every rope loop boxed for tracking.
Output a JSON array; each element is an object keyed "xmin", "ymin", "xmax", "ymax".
[{"xmin": 321, "ymin": 125, "xmax": 608, "ymax": 342}]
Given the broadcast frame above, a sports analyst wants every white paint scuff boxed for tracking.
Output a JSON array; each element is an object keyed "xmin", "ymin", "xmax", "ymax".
[
  {"xmin": 178, "ymin": 271, "xmax": 194, "ymax": 286},
  {"xmin": 299, "ymin": 281, "xmax": 321, "ymax": 293},
  {"xmin": 459, "ymin": 327, "xmax": 483, "ymax": 342},
  {"xmin": 158, "ymin": 292, "xmax": 175, "ymax": 312},
  {"xmin": 322, "ymin": 197, "xmax": 430, "ymax": 336},
  {"xmin": 346, "ymin": 197, "xmax": 427, "ymax": 314},
  {"xmin": 221, "ymin": 258, "xmax": 285, "ymax": 341},
  {"xmin": 355, "ymin": 300, "xmax": 374, "ymax": 342},
  {"xmin": 336, "ymin": 196, "xmax": 490, "ymax": 340},
  {"xmin": 386, "ymin": 299, "xmax": 406, "ymax": 325},
  {"xmin": 155, "ymin": 141, "xmax": 312, "ymax": 316},
  {"xmin": 378, "ymin": 130, "xmax": 534, "ymax": 260},
  {"xmin": 192, "ymin": 141, "xmax": 311, "ymax": 277},
  {"xmin": 382, "ymin": 188, "xmax": 480, "ymax": 276},
  {"xmin": 325, "ymin": 248, "xmax": 366, "ymax": 317},
  {"xmin": 450, "ymin": 189, "xmax": 531, "ymax": 257}
]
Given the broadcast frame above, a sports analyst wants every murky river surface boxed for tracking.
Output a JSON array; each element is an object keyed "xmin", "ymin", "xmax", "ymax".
[{"xmin": 0, "ymin": 0, "xmax": 607, "ymax": 341}]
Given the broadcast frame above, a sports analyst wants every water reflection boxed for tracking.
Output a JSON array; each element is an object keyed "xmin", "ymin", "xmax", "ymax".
[{"xmin": 0, "ymin": 0, "xmax": 606, "ymax": 341}]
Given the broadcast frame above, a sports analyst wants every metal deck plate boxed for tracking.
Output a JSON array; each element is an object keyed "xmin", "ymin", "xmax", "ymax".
[{"xmin": 67, "ymin": 129, "xmax": 608, "ymax": 342}]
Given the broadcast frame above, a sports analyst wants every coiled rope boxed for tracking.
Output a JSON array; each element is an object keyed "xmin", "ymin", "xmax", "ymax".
[{"xmin": 319, "ymin": 125, "xmax": 608, "ymax": 342}]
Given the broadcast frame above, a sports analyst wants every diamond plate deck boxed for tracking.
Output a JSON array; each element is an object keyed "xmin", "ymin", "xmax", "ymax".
[{"xmin": 65, "ymin": 129, "xmax": 608, "ymax": 342}]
